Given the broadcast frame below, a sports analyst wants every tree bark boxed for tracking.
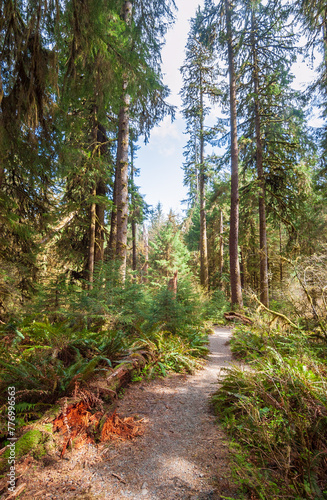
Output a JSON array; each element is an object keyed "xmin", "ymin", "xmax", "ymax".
[
  {"xmin": 279, "ymin": 223, "xmax": 283, "ymax": 285},
  {"xmin": 0, "ymin": 108, "xmax": 4, "ymax": 189},
  {"xmin": 323, "ymin": 16, "xmax": 327, "ymax": 74},
  {"xmin": 95, "ymin": 179, "xmax": 106, "ymax": 264},
  {"xmin": 108, "ymin": 167, "xmax": 118, "ymax": 259},
  {"xmin": 87, "ymin": 106, "xmax": 99, "ymax": 288},
  {"xmin": 0, "ymin": 162, "xmax": 4, "ymax": 191},
  {"xmin": 87, "ymin": 188, "xmax": 96, "ymax": 290},
  {"xmin": 0, "ymin": 72, "xmax": 4, "ymax": 190},
  {"xmin": 132, "ymin": 219, "xmax": 137, "ymax": 271},
  {"xmin": 251, "ymin": 8, "xmax": 269, "ymax": 307},
  {"xmin": 142, "ymin": 224, "xmax": 149, "ymax": 282},
  {"xmin": 219, "ymin": 210, "xmax": 224, "ymax": 276},
  {"xmin": 225, "ymin": 0, "xmax": 243, "ymax": 308},
  {"xmin": 130, "ymin": 138, "xmax": 137, "ymax": 271},
  {"xmin": 199, "ymin": 72, "xmax": 209, "ymax": 290},
  {"xmin": 115, "ymin": 1, "xmax": 132, "ymax": 281}
]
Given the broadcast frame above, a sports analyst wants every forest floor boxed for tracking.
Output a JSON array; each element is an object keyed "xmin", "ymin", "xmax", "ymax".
[{"xmin": 8, "ymin": 328, "xmax": 241, "ymax": 500}]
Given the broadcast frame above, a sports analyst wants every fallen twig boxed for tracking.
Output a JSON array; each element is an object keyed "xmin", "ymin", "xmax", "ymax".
[
  {"xmin": 111, "ymin": 472, "xmax": 126, "ymax": 484},
  {"xmin": 5, "ymin": 483, "xmax": 27, "ymax": 499}
]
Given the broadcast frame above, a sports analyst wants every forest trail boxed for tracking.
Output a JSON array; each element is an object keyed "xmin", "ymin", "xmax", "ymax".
[{"xmin": 19, "ymin": 328, "xmax": 239, "ymax": 500}]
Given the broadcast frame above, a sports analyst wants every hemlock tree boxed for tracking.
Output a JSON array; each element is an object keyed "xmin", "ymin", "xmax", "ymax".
[
  {"xmin": 110, "ymin": 0, "xmax": 176, "ymax": 280},
  {"xmin": 205, "ymin": 0, "xmax": 244, "ymax": 306},
  {"xmin": 237, "ymin": 0, "xmax": 296, "ymax": 305},
  {"xmin": 180, "ymin": 7, "xmax": 219, "ymax": 290},
  {"xmin": 224, "ymin": 0, "xmax": 243, "ymax": 307},
  {"xmin": 0, "ymin": 0, "xmax": 61, "ymax": 300},
  {"xmin": 57, "ymin": 0, "xmax": 126, "ymax": 285},
  {"xmin": 237, "ymin": 0, "xmax": 311, "ymax": 303},
  {"xmin": 296, "ymin": 0, "xmax": 327, "ymax": 171},
  {"xmin": 57, "ymin": 0, "xmax": 175, "ymax": 283},
  {"xmin": 115, "ymin": 1, "xmax": 132, "ymax": 278}
]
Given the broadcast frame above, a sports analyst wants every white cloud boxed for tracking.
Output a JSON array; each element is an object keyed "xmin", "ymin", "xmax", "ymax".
[
  {"xmin": 151, "ymin": 116, "xmax": 181, "ymax": 140},
  {"xmin": 157, "ymin": 144, "xmax": 177, "ymax": 157}
]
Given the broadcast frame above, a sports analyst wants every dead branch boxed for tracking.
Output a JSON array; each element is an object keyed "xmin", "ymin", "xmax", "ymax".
[{"xmin": 251, "ymin": 294, "xmax": 300, "ymax": 330}]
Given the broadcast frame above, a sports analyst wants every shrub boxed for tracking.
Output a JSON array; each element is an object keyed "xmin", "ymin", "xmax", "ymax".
[
  {"xmin": 130, "ymin": 326, "xmax": 208, "ymax": 377},
  {"xmin": 213, "ymin": 326, "xmax": 327, "ymax": 499}
]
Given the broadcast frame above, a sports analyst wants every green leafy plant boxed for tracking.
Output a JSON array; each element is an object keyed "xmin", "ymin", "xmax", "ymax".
[{"xmin": 212, "ymin": 325, "xmax": 327, "ymax": 499}]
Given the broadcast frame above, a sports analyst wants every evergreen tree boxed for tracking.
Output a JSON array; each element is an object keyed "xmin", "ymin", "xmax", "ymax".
[
  {"xmin": 0, "ymin": 0, "xmax": 61, "ymax": 298},
  {"xmin": 149, "ymin": 212, "xmax": 191, "ymax": 281},
  {"xmin": 236, "ymin": 0, "xmax": 313, "ymax": 301},
  {"xmin": 110, "ymin": 0, "xmax": 176, "ymax": 280},
  {"xmin": 296, "ymin": 0, "xmax": 327, "ymax": 169},
  {"xmin": 224, "ymin": 0, "xmax": 243, "ymax": 308},
  {"xmin": 180, "ymin": 7, "xmax": 219, "ymax": 290},
  {"xmin": 236, "ymin": 0, "xmax": 298, "ymax": 305}
]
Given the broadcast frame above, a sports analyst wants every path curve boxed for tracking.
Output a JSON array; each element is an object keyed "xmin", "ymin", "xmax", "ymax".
[{"xmin": 20, "ymin": 328, "xmax": 238, "ymax": 500}]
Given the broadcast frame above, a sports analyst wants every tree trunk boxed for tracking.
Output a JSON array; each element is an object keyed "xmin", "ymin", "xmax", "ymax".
[
  {"xmin": 323, "ymin": 16, "xmax": 327, "ymax": 74},
  {"xmin": 279, "ymin": 223, "xmax": 283, "ymax": 285},
  {"xmin": 132, "ymin": 219, "xmax": 137, "ymax": 271},
  {"xmin": 219, "ymin": 210, "xmax": 224, "ymax": 276},
  {"xmin": 108, "ymin": 167, "xmax": 118, "ymax": 258},
  {"xmin": 199, "ymin": 71, "xmax": 209, "ymax": 290},
  {"xmin": 115, "ymin": 0, "xmax": 132, "ymax": 281},
  {"xmin": 0, "ymin": 124, "xmax": 4, "ymax": 190},
  {"xmin": 240, "ymin": 248, "xmax": 245, "ymax": 289},
  {"xmin": 87, "ymin": 188, "xmax": 96, "ymax": 290},
  {"xmin": 95, "ymin": 179, "xmax": 106, "ymax": 264},
  {"xmin": 251, "ymin": 8, "xmax": 269, "ymax": 307},
  {"xmin": 87, "ymin": 106, "xmax": 99, "ymax": 288},
  {"xmin": 130, "ymin": 139, "xmax": 137, "ymax": 271},
  {"xmin": 0, "ymin": 163, "xmax": 4, "ymax": 191},
  {"xmin": 194, "ymin": 133, "xmax": 199, "ymax": 202},
  {"xmin": 225, "ymin": 0, "xmax": 243, "ymax": 308},
  {"xmin": 142, "ymin": 224, "xmax": 149, "ymax": 282}
]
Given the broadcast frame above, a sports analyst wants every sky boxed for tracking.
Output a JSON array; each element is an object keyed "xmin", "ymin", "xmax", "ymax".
[
  {"xmin": 135, "ymin": 0, "xmax": 322, "ymax": 217},
  {"xmin": 136, "ymin": 0, "xmax": 204, "ymax": 217}
]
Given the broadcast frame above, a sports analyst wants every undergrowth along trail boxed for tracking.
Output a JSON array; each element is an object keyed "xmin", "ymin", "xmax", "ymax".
[{"xmin": 17, "ymin": 328, "xmax": 239, "ymax": 500}]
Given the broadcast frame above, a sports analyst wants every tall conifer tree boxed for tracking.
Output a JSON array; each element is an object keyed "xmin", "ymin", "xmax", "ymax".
[
  {"xmin": 225, "ymin": 0, "xmax": 243, "ymax": 307},
  {"xmin": 180, "ymin": 8, "xmax": 218, "ymax": 290}
]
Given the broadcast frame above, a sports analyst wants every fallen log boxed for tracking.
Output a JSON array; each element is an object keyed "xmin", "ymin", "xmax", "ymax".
[
  {"xmin": 52, "ymin": 352, "xmax": 149, "ymax": 456},
  {"xmin": 105, "ymin": 353, "xmax": 146, "ymax": 391},
  {"xmin": 224, "ymin": 311, "xmax": 253, "ymax": 325}
]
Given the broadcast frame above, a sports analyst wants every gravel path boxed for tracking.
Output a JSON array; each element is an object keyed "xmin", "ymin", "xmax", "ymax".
[{"xmin": 17, "ymin": 328, "xmax": 239, "ymax": 500}]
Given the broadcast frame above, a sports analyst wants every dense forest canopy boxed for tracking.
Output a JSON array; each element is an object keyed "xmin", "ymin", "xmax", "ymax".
[{"xmin": 0, "ymin": 0, "xmax": 326, "ymax": 313}]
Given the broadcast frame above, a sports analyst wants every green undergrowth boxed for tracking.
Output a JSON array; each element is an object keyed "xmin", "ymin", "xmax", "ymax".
[
  {"xmin": 0, "ymin": 266, "xmax": 212, "ymax": 455},
  {"xmin": 212, "ymin": 323, "xmax": 327, "ymax": 499}
]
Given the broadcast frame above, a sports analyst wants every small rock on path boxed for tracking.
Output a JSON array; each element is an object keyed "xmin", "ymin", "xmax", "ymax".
[{"xmin": 18, "ymin": 328, "xmax": 239, "ymax": 500}]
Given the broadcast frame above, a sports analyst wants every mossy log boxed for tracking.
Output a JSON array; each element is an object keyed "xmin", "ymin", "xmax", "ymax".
[{"xmin": 104, "ymin": 352, "xmax": 148, "ymax": 393}]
